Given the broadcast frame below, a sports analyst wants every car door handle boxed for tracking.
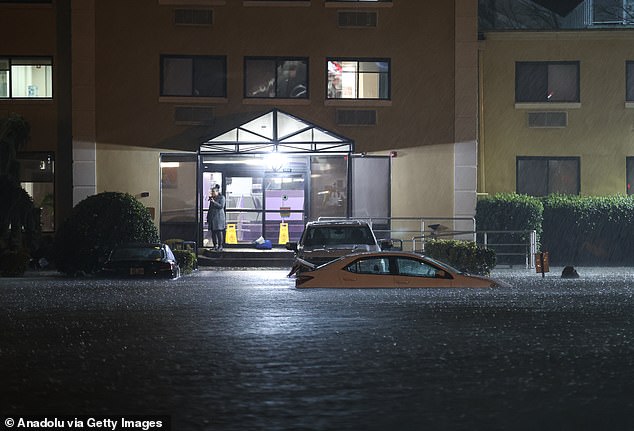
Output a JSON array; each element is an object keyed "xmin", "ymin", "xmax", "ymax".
[
  {"xmin": 395, "ymin": 279, "xmax": 409, "ymax": 284},
  {"xmin": 343, "ymin": 276, "xmax": 357, "ymax": 281}
]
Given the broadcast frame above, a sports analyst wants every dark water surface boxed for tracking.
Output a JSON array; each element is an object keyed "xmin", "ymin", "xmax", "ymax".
[{"xmin": 1, "ymin": 268, "xmax": 633, "ymax": 430}]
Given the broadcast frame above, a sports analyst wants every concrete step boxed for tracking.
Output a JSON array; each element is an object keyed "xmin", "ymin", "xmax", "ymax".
[{"xmin": 198, "ymin": 247, "xmax": 295, "ymax": 268}]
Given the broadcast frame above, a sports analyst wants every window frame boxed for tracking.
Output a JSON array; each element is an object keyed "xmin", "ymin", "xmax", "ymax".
[
  {"xmin": 515, "ymin": 61, "xmax": 580, "ymax": 104},
  {"xmin": 326, "ymin": 57, "xmax": 391, "ymax": 101},
  {"xmin": 516, "ymin": 156, "xmax": 581, "ymax": 196},
  {"xmin": 0, "ymin": 56, "xmax": 54, "ymax": 100},
  {"xmin": 243, "ymin": 56, "xmax": 309, "ymax": 99},
  {"xmin": 160, "ymin": 54, "xmax": 227, "ymax": 98},
  {"xmin": 626, "ymin": 61, "xmax": 634, "ymax": 102}
]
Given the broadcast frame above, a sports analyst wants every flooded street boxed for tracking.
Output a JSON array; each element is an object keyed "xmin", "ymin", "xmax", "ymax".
[{"xmin": 1, "ymin": 268, "xmax": 633, "ymax": 430}]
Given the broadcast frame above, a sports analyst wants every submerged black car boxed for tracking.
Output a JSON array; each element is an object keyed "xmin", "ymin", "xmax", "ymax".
[{"xmin": 102, "ymin": 243, "xmax": 180, "ymax": 279}]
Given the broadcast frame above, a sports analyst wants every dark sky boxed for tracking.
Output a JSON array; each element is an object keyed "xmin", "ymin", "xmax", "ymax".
[{"xmin": 532, "ymin": 0, "xmax": 584, "ymax": 15}]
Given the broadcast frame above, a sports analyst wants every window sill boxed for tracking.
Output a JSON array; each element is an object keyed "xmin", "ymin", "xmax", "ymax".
[
  {"xmin": 515, "ymin": 102, "xmax": 581, "ymax": 110},
  {"xmin": 159, "ymin": 96, "xmax": 228, "ymax": 104},
  {"xmin": 159, "ymin": 0, "xmax": 225, "ymax": 4},
  {"xmin": 625, "ymin": 102, "xmax": 634, "ymax": 108},
  {"xmin": 243, "ymin": 1, "xmax": 311, "ymax": 6},
  {"xmin": 325, "ymin": 99, "xmax": 391, "ymax": 107},
  {"xmin": 243, "ymin": 98, "xmax": 310, "ymax": 105},
  {"xmin": 325, "ymin": 1, "xmax": 392, "ymax": 8},
  {"xmin": 0, "ymin": 98, "xmax": 54, "ymax": 105}
]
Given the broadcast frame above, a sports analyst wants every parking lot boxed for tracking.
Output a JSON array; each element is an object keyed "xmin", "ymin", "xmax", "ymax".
[{"xmin": 1, "ymin": 267, "xmax": 634, "ymax": 430}]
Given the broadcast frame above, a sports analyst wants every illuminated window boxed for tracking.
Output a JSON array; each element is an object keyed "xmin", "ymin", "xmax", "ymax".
[
  {"xmin": 244, "ymin": 57, "xmax": 308, "ymax": 99},
  {"xmin": 327, "ymin": 59, "xmax": 390, "ymax": 100},
  {"xmin": 160, "ymin": 55, "xmax": 226, "ymax": 97},
  {"xmin": 0, "ymin": 57, "xmax": 53, "ymax": 99},
  {"xmin": 516, "ymin": 61, "xmax": 579, "ymax": 103}
]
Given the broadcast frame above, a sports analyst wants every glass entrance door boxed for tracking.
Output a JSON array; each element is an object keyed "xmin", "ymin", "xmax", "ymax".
[
  {"xmin": 225, "ymin": 175, "xmax": 264, "ymax": 243},
  {"xmin": 201, "ymin": 156, "xmax": 308, "ymax": 246},
  {"xmin": 263, "ymin": 173, "xmax": 305, "ymax": 243}
]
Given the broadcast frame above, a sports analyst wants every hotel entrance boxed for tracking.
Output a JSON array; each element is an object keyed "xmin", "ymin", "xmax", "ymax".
[{"xmin": 198, "ymin": 109, "xmax": 354, "ymax": 246}]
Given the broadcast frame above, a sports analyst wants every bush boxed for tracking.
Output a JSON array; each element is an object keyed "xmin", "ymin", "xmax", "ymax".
[
  {"xmin": 54, "ymin": 192, "xmax": 159, "ymax": 276},
  {"xmin": 542, "ymin": 194, "xmax": 634, "ymax": 265},
  {"xmin": 424, "ymin": 239, "xmax": 496, "ymax": 276},
  {"xmin": 0, "ymin": 248, "xmax": 30, "ymax": 277},
  {"xmin": 173, "ymin": 249, "xmax": 197, "ymax": 274},
  {"xmin": 476, "ymin": 193, "xmax": 543, "ymax": 265}
]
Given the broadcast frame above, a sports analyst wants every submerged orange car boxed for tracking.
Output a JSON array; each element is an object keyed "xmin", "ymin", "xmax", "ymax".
[{"xmin": 290, "ymin": 251, "xmax": 510, "ymax": 289}]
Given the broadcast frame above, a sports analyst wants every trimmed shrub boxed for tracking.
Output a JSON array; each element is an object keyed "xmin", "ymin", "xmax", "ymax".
[
  {"xmin": 173, "ymin": 249, "xmax": 197, "ymax": 274},
  {"xmin": 424, "ymin": 239, "xmax": 496, "ymax": 276},
  {"xmin": 476, "ymin": 193, "xmax": 543, "ymax": 235},
  {"xmin": 542, "ymin": 194, "xmax": 634, "ymax": 265},
  {"xmin": 0, "ymin": 248, "xmax": 30, "ymax": 277},
  {"xmin": 54, "ymin": 192, "xmax": 159, "ymax": 276},
  {"xmin": 476, "ymin": 193, "xmax": 543, "ymax": 265}
]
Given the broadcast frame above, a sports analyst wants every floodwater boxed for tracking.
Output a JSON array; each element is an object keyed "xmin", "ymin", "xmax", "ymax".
[{"xmin": 1, "ymin": 267, "xmax": 633, "ymax": 431}]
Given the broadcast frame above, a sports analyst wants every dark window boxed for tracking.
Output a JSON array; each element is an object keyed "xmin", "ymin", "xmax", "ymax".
[
  {"xmin": 593, "ymin": 0, "xmax": 632, "ymax": 23},
  {"xmin": 327, "ymin": 58, "xmax": 390, "ymax": 99},
  {"xmin": 244, "ymin": 57, "xmax": 308, "ymax": 99},
  {"xmin": 516, "ymin": 61, "xmax": 579, "ymax": 103},
  {"xmin": 160, "ymin": 55, "xmax": 226, "ymax": 97},
  {"xmin": 517, "ymin": 157, "xmax": 580, "ymax": 196}
]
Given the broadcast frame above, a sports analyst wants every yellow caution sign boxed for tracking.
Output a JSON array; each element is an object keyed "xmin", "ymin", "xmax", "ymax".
[
  {"xmin": 278, "ymin": 222, "xmax": 289, "ymax": 245},
  {"xmin": 225, "ymin": 223, "xmax": 238, "ymax": 244}
]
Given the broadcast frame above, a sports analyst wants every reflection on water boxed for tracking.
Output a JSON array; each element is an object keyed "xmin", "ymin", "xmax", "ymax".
[{"xmin": 1, "ymin": 268, "xmax": 634, "ymax": 431}]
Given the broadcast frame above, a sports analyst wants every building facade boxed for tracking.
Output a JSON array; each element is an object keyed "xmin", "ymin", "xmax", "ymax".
[
  {"xmin": 2, "ymin": 0, "xmax": 478, "ymax": 247},
  {"xmin": 479, "ymin": 1, "xmax": 634, "ymax": 198}
]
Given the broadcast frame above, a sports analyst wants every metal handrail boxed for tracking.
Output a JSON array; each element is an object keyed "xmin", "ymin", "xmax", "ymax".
[
  {"xmin": 316, "ymin": 216, "xmax": 477, "ymax": 242},
  {"xmin": 411, "ymin": 229, "xmax": 537, "ymax": 269}
]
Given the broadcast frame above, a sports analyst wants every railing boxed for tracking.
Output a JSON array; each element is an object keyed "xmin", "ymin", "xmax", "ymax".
[
  {"xmin": 412, "ymin": 230, "xmax": 537, "ymax": 269},
  {"xmin": 317, "ymin": 216, "xmax": 477, "ymax": 245},
  {"xmin": 478, "ymin": 230, "xmax": 538, "ymax": 269},
  {"xmin": 316, "ymin": 217, "xmax": 537, "ymax": 269}
]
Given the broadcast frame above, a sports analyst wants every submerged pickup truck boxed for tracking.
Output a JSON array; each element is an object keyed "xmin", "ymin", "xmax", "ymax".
[{"xmin": 286, "ymin": 220, "xmax": 386, "ymax": 273}]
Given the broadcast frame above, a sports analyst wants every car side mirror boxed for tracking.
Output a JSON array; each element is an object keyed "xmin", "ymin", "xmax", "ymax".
[
  {"xmin": 435, "ymin": 269, "xmax": 447, "ymax": 278},
  {"xmin": 286, "ymin": 241, "xmax": 298, "ymax": 251},
  {"xmin": 379, "ymin": 239, "xmax": 392, "ymax": 250}
]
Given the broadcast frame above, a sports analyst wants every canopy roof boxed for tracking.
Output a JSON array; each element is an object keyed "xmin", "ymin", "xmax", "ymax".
[{"xmin": 199, "ymin": 109, "xmax": 354, "ymax": 154}]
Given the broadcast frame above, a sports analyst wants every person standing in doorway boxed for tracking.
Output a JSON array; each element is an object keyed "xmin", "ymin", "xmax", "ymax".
[{"xmin": 207, "ymin": 184, "xmax": 226, "ymax": 251}]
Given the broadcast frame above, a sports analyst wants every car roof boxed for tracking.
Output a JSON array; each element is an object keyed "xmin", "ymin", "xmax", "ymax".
[
  {"xmin": 306, "ymin": 220, "xmax": 370, "ymax": 227},
  {"xmin": 116, "ymin": 242, "xmax": 164, "ymax": 248}
]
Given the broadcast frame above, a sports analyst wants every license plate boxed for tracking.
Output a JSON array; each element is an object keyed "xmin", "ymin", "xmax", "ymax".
[{"xmin": 130, "ymin": 267, "xmax": 144, "ymax": 275}]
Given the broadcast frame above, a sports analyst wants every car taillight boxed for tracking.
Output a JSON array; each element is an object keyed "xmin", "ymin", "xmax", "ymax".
[{"xmin": 296, "ymin": 274, "xmax": 314, "ymax": 287}]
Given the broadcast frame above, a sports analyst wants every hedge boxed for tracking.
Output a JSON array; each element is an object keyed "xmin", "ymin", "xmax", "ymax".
[
  {"xmin": 173, "ymin": 249, "xmax": 197, "ymax": 274},
  {"xmin": 476, "ymin": 193, "xmax": 543, "ymax": 265},
  {"xmin": 542, "ymin": 194, "xmax": 634, "ymax": 265},
  {"xmin": 424, "ymin": 239, "xmax": 496, "ymax": 276}
]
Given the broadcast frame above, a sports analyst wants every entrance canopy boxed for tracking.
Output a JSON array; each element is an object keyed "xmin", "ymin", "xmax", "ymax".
[{"xmin": 200, "ymin": 109, "xmax": 354, "ymax": 154}]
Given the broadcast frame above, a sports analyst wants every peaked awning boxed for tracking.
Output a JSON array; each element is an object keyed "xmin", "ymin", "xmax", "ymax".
[{"xmin": 199, "ymin": 109, "xmax": 354, "ymax": 154}]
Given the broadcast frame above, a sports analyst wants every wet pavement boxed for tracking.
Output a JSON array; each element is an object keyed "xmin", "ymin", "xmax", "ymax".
[{"xmin": 1, "ymin": 267, "xmax": 634, "ymax": 430}]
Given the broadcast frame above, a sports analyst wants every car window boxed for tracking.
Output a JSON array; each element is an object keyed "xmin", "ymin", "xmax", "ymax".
[
  {"xmin": 345, "ymin": 257, "xmax": 391, "ymax": 275},
  {"xmin": 110, "ymin": 247, "xmax": 162, "ymax": 261},
  {"xmin": 395, "ymin": 257, "xmax": 439, "ymax": 278},
  {"xmin": 304, "ymin": 226, "xmax": 375, "ymax": 246}
]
